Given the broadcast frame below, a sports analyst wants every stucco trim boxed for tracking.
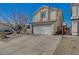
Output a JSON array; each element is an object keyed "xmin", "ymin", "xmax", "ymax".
[{"xmin": 32, "ymin": 21, "xmax": 56, "ymax": 25}]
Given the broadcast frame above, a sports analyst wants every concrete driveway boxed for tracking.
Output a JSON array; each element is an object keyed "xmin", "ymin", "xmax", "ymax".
[{"xmin": 0, "ymin": 35, "xmax": 62, "ymax": 55}]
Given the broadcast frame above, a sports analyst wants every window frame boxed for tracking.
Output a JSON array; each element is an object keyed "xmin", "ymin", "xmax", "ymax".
[{"xmin": 40, "ymin": 11, "xmax": 46, "ymax": 21}]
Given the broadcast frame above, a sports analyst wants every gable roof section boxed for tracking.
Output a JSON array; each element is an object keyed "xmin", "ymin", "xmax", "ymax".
[{"xmin": 34, "ymin": 5, "xmax": 60, "ymax": 16}]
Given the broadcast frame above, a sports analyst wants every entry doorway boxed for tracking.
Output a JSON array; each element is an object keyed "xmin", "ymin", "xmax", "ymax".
[{"xmin": 78, "ymin": 22, "xmax": 79, "ymax": 35}]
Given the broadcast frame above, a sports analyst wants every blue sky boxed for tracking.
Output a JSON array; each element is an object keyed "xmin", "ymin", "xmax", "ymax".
[{"xmin": 0, "ymin": 3, "xmax": 70, "ymax": 27}]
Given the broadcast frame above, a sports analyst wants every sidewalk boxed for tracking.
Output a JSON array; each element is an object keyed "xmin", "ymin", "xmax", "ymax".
[{"xmin": 54, "ymin": 35, "xmax": 79, "ymax": 55}]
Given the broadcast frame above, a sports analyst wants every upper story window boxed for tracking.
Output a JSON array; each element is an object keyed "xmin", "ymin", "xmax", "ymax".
[{"xmin": 40, "ymin": 11, "xmax": 46, "ymax": 21}]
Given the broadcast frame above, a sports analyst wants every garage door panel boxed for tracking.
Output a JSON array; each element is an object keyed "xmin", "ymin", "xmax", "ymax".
[
  {"xmin": 33, "ymin": 26, "xmax": 40, "ymax": 34},
  {"xmin": 33, "ymin": 25, "xmax": 54, "ymax": 35}
]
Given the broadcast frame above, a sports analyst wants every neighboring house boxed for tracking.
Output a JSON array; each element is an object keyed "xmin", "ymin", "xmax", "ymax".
[
  {"xmin": 32, "ymin": 6, "xmax": 63, "ymax": 35},
  {"xmin": 71, "ymin": 3, "xmax": 79, "ymax": 35},
  {"xmin": 25, "ymin": 24, "xmax": 32, "ymax": 34},
  {"xmin": 0, "ymin": 22, "xmax": 10, "ymax": 30}
]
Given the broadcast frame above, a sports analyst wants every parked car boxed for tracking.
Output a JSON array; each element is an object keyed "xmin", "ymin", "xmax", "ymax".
[{"xmin": 4, "ymin": 29, "xmax": 14, "ymax": 35}]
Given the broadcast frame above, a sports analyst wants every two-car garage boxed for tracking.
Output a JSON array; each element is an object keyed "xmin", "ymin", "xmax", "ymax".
[{"xmin": 33, "ymin": 23, "xmax": 55, "ymax": 35}]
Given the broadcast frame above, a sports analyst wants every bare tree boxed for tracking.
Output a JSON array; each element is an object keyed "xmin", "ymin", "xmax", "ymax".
[
  {"xmin": 0, "ymin": 8, "xmax": 28, "ymax": 34},
  {"xmin": 0, "ymin": 14, "xmax": 16, "ymax": 31}
]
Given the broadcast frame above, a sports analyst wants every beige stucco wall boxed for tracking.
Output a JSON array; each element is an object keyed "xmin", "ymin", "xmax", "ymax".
[
  {"xmin": 33, "ymin": 7, "xmax": 62, "ymax": 23},
  {"xmin": 53, "ymin": 10, "xmax": 63, "ymax": 33},
  {"xmin": 72, "ymin": 6, "xmax": 77, "ymax": 17},
  {"xmin": 71, "ymin": 4, "xmax": 79, "ymax": 35},
  {"xmin": 33, "ymin": 6, "xmax": 63, "ymax": 35},
  {"xmin": 33, "ymin": 7, "xmax": 48, "ymax": 22},
  {"xmin": 72, "ymin": 20, "xmax": 78, "ymax": 35},
  {"xmin": 71, "ymin": 4, "xmax": 79, "ymax": 18},
  {"xmin": 50, "ymin": 10, "xmax": 57, "ymax": 21},
  {"xmin": 78, "ymin": 6, "xmax": 79, "ymax": 16}
]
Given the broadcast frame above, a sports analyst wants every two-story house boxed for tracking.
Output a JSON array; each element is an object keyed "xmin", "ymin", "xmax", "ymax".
[
  {"xmin": 71, "ymin": 3, "xmax": 79, "ymax": 35},
  {"xmin": 32, "ymin": 6, "xmax": 63, "ymax": 35}
]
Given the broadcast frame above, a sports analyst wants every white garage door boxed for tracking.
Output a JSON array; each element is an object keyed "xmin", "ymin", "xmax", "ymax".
[{"xmin": 33, "ymin": 25, "xmax": 54, "ymax": 35}]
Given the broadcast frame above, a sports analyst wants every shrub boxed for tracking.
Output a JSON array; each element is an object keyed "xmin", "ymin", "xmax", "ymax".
[{"xmin": 0, "ymin": 32, "xmax": 6, "ymax": 39}]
